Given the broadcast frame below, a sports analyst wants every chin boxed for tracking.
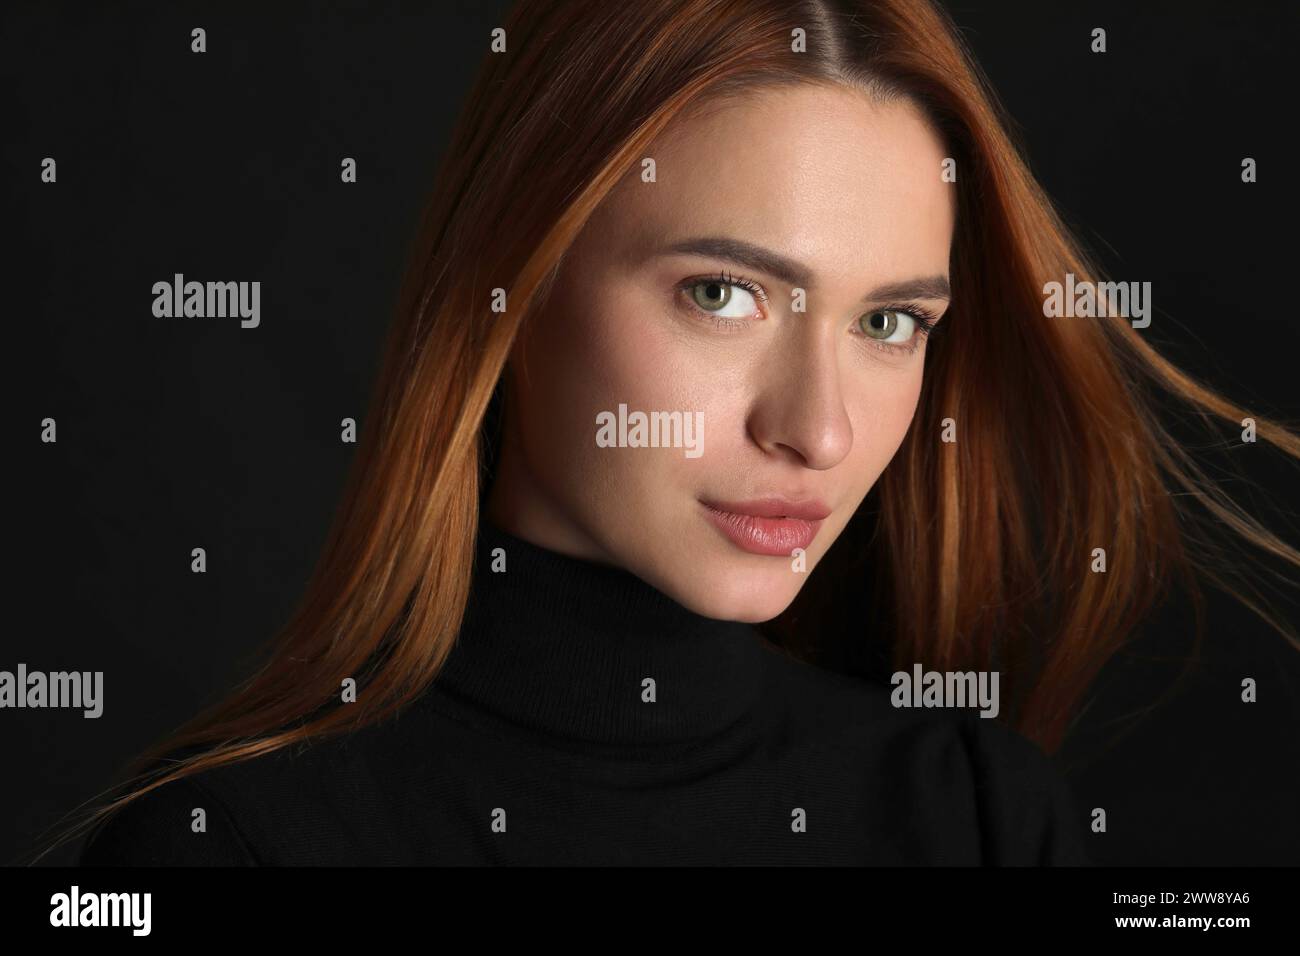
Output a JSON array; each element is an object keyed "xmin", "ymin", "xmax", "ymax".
[{"xmin": 670, "ymin": 566, "xmax": 801, "ymax": 624}]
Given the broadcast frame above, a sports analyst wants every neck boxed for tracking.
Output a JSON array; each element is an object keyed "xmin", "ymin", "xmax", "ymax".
[{"xmin": 428, "ymin": 516, "xmax": 772, "ymax": 748}]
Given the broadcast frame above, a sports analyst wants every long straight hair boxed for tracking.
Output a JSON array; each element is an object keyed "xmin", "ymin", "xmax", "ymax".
[{"xmin": 36, "ymin": 0, "xmax": 1299, "ymax": 861}]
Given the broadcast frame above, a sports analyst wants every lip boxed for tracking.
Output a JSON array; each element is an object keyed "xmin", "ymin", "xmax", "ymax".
[{"xmin": 698, "ymin": 496, "xmax": 830, "ymax": 556}]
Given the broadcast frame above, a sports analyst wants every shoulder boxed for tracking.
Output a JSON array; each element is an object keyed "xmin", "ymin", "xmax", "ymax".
[
  {"xmin": 77, "ymin": 728, "xmax": 375, "ymax": 867},
  {"xmin": 758, "ymin": 648, "xmax": 1091, "ymax": 865},
  {"xmin": 78, "ymin": 765, "xmax": 258, "ymax": 866},
  {"xmin": 950, "ymin": 714, "xmax": 1092, "ymax": 865},
  {"xmin": 80, "ymin": 713, "xmax": 431, "ymax": 866}
]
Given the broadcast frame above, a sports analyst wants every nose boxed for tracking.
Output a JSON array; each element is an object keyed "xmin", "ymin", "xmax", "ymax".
[{"xmin": 746, "ymin": 330, "xmax": 853, "ymax": 470}]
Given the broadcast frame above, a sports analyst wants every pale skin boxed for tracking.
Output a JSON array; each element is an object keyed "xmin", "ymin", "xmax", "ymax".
[{"xmin": 486, "ymin": 81, "xmax": 955, "ymax": 623}]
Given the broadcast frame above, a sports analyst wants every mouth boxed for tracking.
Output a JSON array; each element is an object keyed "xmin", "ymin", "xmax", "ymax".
[{"xmin": 698, "ymin": 497, "xmax": 830, "ymax": 557}]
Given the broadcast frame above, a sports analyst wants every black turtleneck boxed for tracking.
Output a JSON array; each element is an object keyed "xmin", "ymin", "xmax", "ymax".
[{"xmin": 79, "ymin": 519, "xmax": 1091, "ymax": 866}]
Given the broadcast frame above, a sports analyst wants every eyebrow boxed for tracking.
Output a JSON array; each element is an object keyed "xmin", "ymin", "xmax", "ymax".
[{"xmin": 658, "ymin": 235, "xmax": 951, "ymax": 302}]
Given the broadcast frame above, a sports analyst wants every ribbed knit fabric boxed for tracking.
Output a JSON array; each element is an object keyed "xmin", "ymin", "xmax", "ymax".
[
  {"xmin": 431, "ymin": 520, "xmax": 769, "ymax": 750},
  {"xmin": 79, "ymin": 518, "xmax": 1091, "ymax": 866}
]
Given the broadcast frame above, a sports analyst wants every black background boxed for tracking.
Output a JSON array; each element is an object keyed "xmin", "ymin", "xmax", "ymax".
[{"xmin": 5, "ymin": 0, "xmax": 1298, "ymax": 866}]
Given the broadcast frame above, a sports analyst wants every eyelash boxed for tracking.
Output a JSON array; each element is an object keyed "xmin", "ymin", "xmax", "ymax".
[{"xmin": 677, "ymin": 271, "xmax": 941, "ymax": 355}]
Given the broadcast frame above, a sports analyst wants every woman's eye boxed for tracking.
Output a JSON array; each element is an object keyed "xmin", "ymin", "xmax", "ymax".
[
  {"xmin": 857, "ymin": 308, "xmax": 916, "ymax": 343},
  {"xmin": 689, "ymin": 280, "xmax": 760, "ymax": 319}
]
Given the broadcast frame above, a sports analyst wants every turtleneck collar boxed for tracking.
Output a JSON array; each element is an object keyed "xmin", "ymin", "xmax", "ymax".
[{"xmin": 427, "ymin": 517, "xmax": 772, "ymax": 748}]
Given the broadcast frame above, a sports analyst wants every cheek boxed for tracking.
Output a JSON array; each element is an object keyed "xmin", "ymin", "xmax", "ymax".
[
  {"xmin": 844, "ymin": 366, "xmax": 925, "ymax": 480},
  {"xmin": 571, "ymin": 285, "xmax": 707, "ymax": 416},
  {"xmin": 515, "ymin": 286, "xmax": 693, "ymax": 488}
]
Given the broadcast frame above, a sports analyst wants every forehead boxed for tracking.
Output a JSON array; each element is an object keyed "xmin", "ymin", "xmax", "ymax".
[{"xmin": 594, "ymin": 83, "xmax": 955, "ymax": 283}]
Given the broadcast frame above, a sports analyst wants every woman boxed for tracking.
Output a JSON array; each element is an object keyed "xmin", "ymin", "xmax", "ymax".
[{"xmin": 54, "ymin": 0, "xmax": 1297, "ymax": 865}]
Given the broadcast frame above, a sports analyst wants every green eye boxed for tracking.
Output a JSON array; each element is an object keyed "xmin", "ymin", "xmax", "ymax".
[
  {"xmin": 682, "ymin": 273, "xmax": 765, "ymax": 321},
  {"xmin": 692, "ymin": 281, "xmax": 732, "ymax": 311},
  {"xmin": 858, "ymin": 309, "xmax": 912, "ymax": 340}
]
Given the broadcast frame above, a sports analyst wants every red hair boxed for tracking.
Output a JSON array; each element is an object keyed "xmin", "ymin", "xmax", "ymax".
[{"xmin": 33, "ymin": 0, "xmax": 1299, "ymax": 862}]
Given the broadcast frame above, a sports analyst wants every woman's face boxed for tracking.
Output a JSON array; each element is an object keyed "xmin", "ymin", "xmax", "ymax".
[{"xmin": 487, "ymin": 82, "xmax": 955, "ymax": 623}]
